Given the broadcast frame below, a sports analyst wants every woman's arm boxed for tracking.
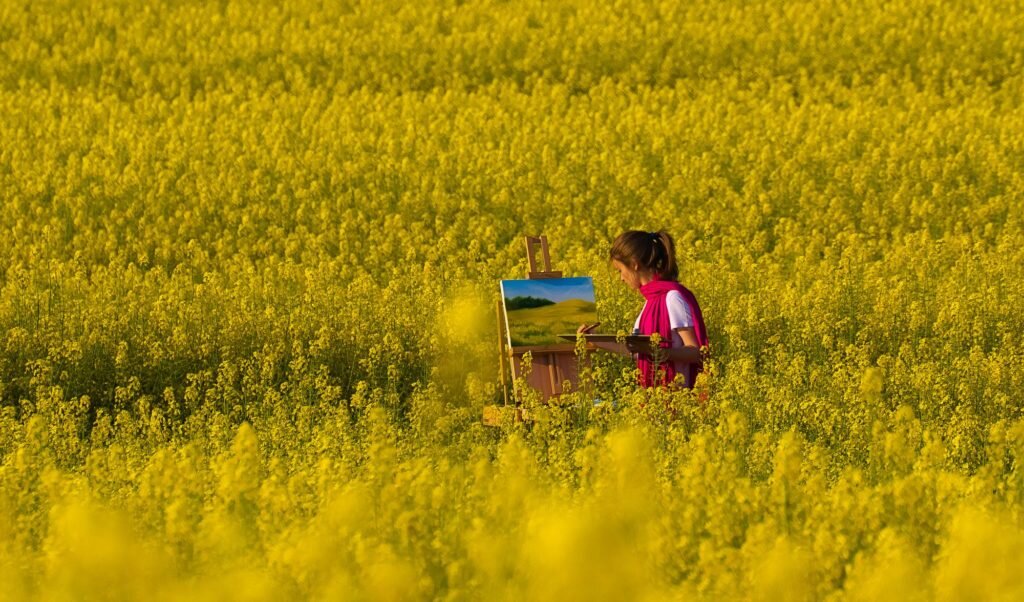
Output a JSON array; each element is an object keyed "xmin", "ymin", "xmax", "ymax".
[
  {"xmin": 573, "ymin": 326, "xmax": 699, "ymax": 360},
  {"xmin": 584, "ymin": 332, "xmax": 699, "ymax": 360},
  {"xmin": 662, "ymin": 327, "xmax": 702, "ymax": 363}
]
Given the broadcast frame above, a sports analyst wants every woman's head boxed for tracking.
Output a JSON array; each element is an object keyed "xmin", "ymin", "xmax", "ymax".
[{"xmin": 609, "ymin": 230, "xmax": 679, "ymax": 289}]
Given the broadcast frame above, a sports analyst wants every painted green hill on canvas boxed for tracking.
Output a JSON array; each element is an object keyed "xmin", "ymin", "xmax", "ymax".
[{"xmin": 505, "ymin": 299, "xmax": 598, "ymax": 346}]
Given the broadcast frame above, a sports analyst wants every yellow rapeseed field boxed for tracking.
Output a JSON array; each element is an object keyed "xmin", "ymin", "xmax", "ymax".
[{"xmin": 1, "ymin": 0, "xmax": 1023, "ymax": 599}]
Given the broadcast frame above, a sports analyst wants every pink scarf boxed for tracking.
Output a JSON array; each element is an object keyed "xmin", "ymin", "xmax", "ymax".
[{"xmin": 637, "ymin": 277, "xmax": 709, "ymax": 388}]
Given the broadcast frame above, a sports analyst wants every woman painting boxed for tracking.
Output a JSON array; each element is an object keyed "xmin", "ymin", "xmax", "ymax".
[{"xmin": 580, "ymin": 230, "xmax": 709, "ymax": 390}]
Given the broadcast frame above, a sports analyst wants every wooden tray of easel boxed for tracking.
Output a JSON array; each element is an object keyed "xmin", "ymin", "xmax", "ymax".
[{"xmin": 483, "ymin": 235, "xmax": 598, "ymax": 426}]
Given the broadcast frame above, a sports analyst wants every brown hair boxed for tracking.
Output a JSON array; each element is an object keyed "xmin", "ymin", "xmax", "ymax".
[{"xmin": 609, "ymin": 230, "xmax": 679, "ymax": 281}]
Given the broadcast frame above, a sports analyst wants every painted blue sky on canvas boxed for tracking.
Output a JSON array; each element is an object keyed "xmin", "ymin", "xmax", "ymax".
[{"xmin": 500, "ymin": 277, "xmax": 595, "ymax": 304}]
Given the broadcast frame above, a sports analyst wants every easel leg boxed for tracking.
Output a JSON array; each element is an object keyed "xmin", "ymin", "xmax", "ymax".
[
  {"xmin": 497, "ymin": 299, "xmax": 509, "ymax": 407},
  {"xmin": 546, "ymin": 353, "xmax": 558, "ymax": 396}
]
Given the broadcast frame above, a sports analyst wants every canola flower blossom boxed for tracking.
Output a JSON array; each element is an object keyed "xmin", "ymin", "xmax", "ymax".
[{"xmin": 1, "ymin": 0, "xmax": 1024, "ymax": 599}]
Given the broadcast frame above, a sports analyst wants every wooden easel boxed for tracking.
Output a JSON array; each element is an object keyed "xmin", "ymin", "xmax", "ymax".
[{"xmin": 483, "ymin": 235, "xmax": 593, "ymax": 426}]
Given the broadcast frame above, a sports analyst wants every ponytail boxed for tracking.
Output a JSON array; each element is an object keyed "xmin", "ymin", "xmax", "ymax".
[{"xmin": 609, "ymin": 230, "xmax": 679, "ymax": 281}]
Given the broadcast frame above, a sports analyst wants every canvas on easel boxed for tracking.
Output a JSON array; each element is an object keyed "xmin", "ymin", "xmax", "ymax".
[
  {"xmin": 499, "ymin": 276, "xmax": 597, "ymax": 400},
  {"xmin": 484, "ymin": 235, "xmax": 598, "ymax": 425},
  {"xmin": 501, "ymin": 277, "xmax": 598, "ymax": 347}
]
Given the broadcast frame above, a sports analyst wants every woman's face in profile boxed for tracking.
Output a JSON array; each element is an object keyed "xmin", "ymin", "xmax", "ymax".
[{"xmin": 611, "ymin": 259, "xmax": 643, "ymax": 291}]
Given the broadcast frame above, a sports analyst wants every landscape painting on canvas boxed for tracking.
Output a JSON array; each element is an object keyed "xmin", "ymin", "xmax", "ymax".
[{"xmin": 500, "ymin": 277, "xmax": 598, "ymax": 347}]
